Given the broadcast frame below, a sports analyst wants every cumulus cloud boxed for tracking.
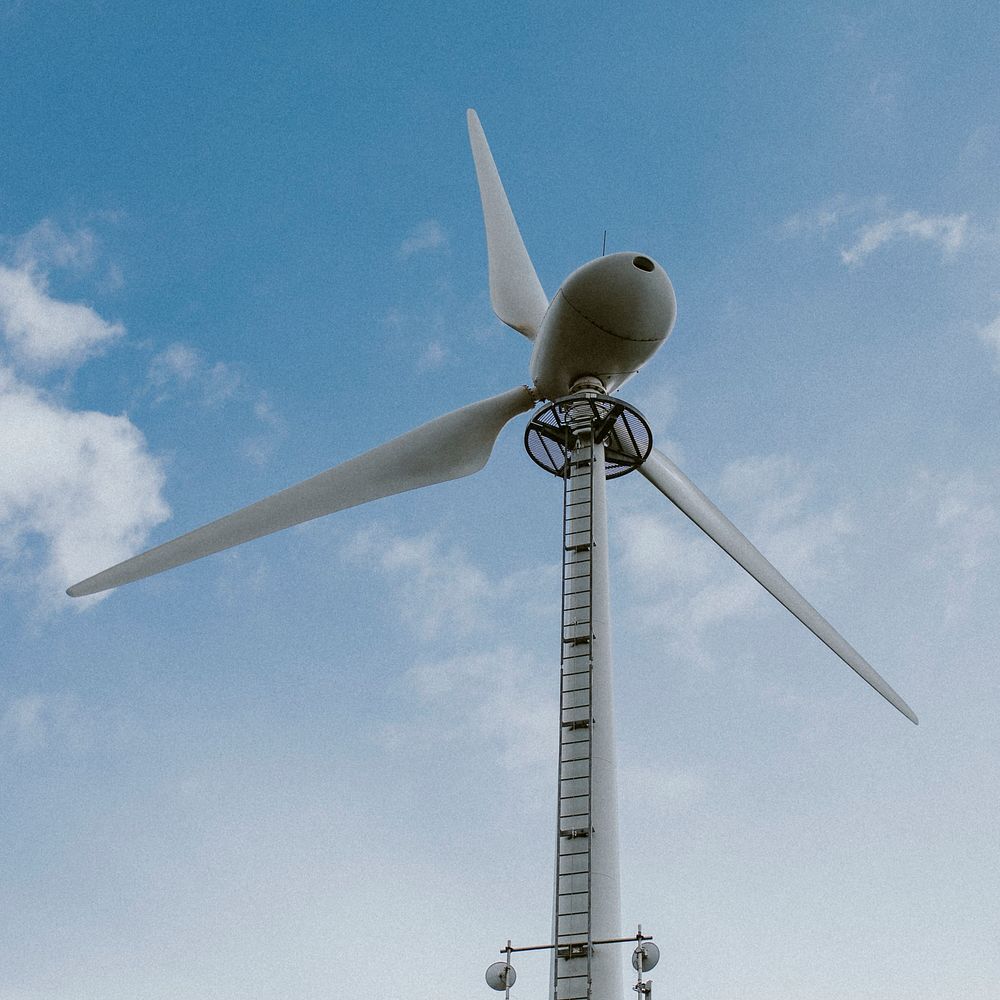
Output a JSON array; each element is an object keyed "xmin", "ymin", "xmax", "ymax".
[
  {"xmin": 0, "ymin": 221, "xmax": 172, "ymax": 604},
  {"xmin": 0, "ymin": 366, "xmax": 169, "ymax": 600},
  {"xmin": 399, "ymin": 219, "xmax": 448, "ymax": 258},
  {"xmin": 0, "ymin": 264, "xmax": 124, "ymax": 372},
  {"xmin": 840, "ymin": 211, "xmax": 969, "ymax": 267},
  {"xmin": 0, "ymin": 219, "xmax": 126, "ymax": 372}
]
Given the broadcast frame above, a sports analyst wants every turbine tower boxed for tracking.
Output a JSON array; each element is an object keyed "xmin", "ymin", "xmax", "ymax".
[{"xmin": 68, "ymin": 109, "xmax": 917, "ymax": 1000}]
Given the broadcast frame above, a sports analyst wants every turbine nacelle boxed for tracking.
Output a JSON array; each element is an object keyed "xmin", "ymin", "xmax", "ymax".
[{"xmin": 530, "ymin": 252, "xmax": 677, "ymax": 399}]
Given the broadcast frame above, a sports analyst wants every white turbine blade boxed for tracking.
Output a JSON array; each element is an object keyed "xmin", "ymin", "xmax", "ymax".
[
  {"xmin": 467, "ymin": 108, "xmax": 548, "ymax": 340},
  {"xmin": 68, "ymin": 386, "xmax": 535, "ymax": 598},
  {"xmin": 639, "ymin": 448, "xmax": 918, "ymax": 724}
]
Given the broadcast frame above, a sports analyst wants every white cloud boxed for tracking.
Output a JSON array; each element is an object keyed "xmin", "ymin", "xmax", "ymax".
[
  {"xmin": 0, "ymin": 365, "xmax": 169, "ymax": 601},
  {"xmin": 344, "ymin": 527, "xmax": 545, "ymax": 641},
  {"xmin": 399, "ymin": 219, "xmax": 448, "ymax": 258},
  {"xmin": 780, "ymin": 195, "xmax": 887, "ymax": 238},
  {"xmin": 343, "ymin": 526, "xmax": 559, "ymax": 785},
  {"xmin": 0, "ymin": 692, "xmax": 98, "ymax": 756},
  {"xmin": 390, "ymin": 645, "xmax": 556, "ymax": 779},
  {"xmin": 148, "ymin": 342, "xmax": 243, "ymax": 405},
  {"xmin": 868, "ymin": 71, "xmax": 903, "ymax": 113},
  {"xmin": 629, "ymin": 377, "xmax": 680, "ymax": 442},
  {"xmin": 14, "ymin": 219, "xmax": 97, "ymax": 274},
  {"xmin": 781, "ymin": 200, "xmax": 973, "ymax": 272},
  {"xmin": 840, "ymin": 211, "xmax": 969, "ymax": 267},
  {"xmin": 928, "ymin": 472, "xmax": 998, "ymax": 572},
  {"xmin": 417, "ymin": 339, "xmax": 448, "ymax": 371},
  {"xmin": 148, "ymin": 342, "xmax": 286, "ymax": 464},
  {"xmin": 11, "ymin": 218, "xmax": 98, "ymax": 273},
  {"xmin": 0, "ymin": 264, "xmax": 124, "ymax": 372},
  {"xmin": 907, "ymin": 469, "xmax": 999, "ymax": 622},
  {"xmin": 0, "ymin": 221, "xmax": 170, "ymax": 604},
  {"xmin": 240, "ymin": 393, "xmax": 286, "ymax": 466}
]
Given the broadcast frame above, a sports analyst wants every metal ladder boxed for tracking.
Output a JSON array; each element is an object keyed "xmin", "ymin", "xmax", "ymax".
[{"xmin": 553, "ymin": 417, "xmax": 596, "ymax": 1000}]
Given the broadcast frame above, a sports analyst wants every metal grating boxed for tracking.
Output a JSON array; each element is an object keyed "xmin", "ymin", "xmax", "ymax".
[{"xmin": 525, "ymin": 392, "xmax": 652, "ymax": 480}]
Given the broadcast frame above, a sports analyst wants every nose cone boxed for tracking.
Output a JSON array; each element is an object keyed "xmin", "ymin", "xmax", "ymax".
[{"xmin": 560, "ymin": 252, "xmax": 676, "ymax": 343}]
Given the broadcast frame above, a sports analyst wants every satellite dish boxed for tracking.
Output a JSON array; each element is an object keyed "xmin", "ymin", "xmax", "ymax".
[
  {"xmin": 485, "ymin": 962, "xmax": 516, "ymax": 991},
  {"xmin": 632, "ymin": 941, "xmax": 660, "ymax": 972}
]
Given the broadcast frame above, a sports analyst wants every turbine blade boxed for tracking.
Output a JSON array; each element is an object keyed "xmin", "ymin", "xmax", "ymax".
[
  {"xmin": 68, "ymin": 386, "xmax": 535, "ymax": 597},
  {"xmin": 467, "ymin": 108, "xmax": 548, "ymax": 340},
  {"xmin": 639, "ymin": 448, "xmax": 918, "ymax": 724}
]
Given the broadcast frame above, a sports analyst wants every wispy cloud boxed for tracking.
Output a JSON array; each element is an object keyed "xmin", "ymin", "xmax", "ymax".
[
  {"xmin": 977, "ymin": 311, "xmax": 1000, "ymax": 371},
  {"xmin": 868, "ymin": 71, "xmax": 903, "ymax": 113},
  {"xmin": 343, "ymin": 526, "xmax": 552, "ymax": 642},
  {"xmin": 240, "ymin": 394, "xmax": 286, "ymax": 466},
  {"xmin": 840, "ymin": 211, "xmax": 968, "ymax": 267},
  {"xmin": 780, "ymin": 195, "xmax": 887, "ymax": 238},
  {"xmin": 385, "ymin": 645, "xmax": 556, "ymax": 780},
  {"xmin": 148, "ymin": 342, "xmax": 243, "ymax": 405},
  {"xmin": 147, "ymin": 342, "xmax": 286, "ymax": 464},
  {"xmin": 399, "ymin": 219, "xmax": 448, "ymax": 259},
  {"xmin": 342, "ymin": 525, "xmax": 558, "ymax": 785},
  {"xmin": 416, "ymin": 339, "xmax": 448, "ymax": 371},
  {"xmin": 616, "ymin": 453, "xmax": 851, "ymax": 662},
  {"xmin": 11, "ymin": 218, "xmax": 97, "ymax": 274},
  {"xmin": 0, "ymin": 692, "xmax": 105, "ymax": 757},
  {"xmin": 781, "ymin": 200, "xmax": 970, "ymax": 269},
  {"xmin": 907, "ymin": 469, "xmax": 999, "ymax": 621}
]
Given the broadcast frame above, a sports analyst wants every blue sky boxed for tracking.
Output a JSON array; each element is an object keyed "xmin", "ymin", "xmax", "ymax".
[{"xmin": 2, "ymin": 2, "xmax": 999, "ymax": 998}]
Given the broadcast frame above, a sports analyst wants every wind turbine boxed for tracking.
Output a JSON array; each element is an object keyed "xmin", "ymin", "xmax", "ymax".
[{"xmin": 68, "ymin": 109, "xmax": 917, "ymax": 1000}]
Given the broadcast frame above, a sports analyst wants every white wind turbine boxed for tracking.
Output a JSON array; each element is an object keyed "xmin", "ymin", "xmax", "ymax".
[{"xmin": 69, "ymin": 110, "xmax": 917, "ymax": 1000}]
